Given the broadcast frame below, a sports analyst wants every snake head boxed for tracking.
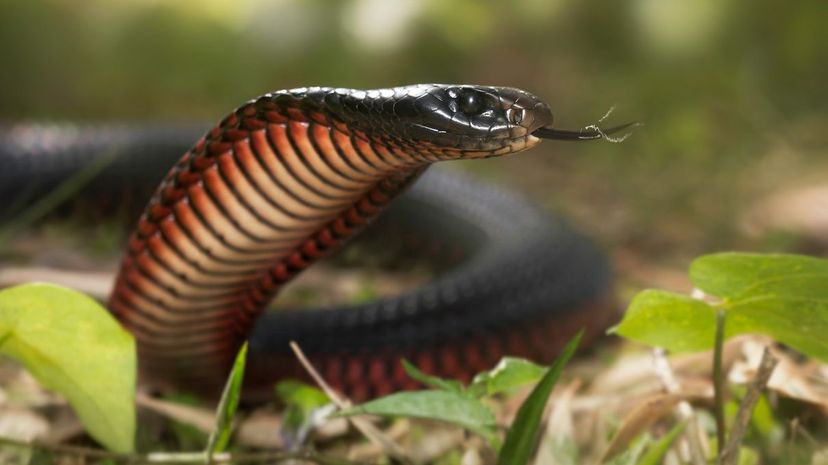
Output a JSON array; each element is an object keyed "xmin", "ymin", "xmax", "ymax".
[
  {"xmin": 390, "ymin": 84, "xmax": 555, "ymax": 157},
  {"xmin": 295, "ymin": 84, "xmax": 635, "ymax": 161},
  {"xmin": 318, "ymin": 84, "xmax": 551, "ymax": 158}
]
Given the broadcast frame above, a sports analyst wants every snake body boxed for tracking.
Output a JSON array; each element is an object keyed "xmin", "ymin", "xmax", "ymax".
[{"xmin": 2, "ymin": 85, "xmax": 618, "ymax": 399}]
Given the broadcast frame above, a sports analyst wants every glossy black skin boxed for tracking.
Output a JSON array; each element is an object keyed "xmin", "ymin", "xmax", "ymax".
[{"xmin": 270, "ymin": 84, "xmax": 554, "ymax": 153}]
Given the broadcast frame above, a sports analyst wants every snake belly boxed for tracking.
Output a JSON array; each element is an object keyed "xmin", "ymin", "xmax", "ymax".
[{"xmin": 38, "ymin": 84, "xmax": 617, "ymax": 400}]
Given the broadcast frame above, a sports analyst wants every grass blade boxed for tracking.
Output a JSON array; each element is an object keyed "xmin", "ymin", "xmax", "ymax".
[
  {"xmin": 635, "ymin": 421, "xmax": 686, "ymax": 465},
  {"xmin": 205, "ymin": 342, "xmax": 247, "ymax": 458},
  {"xmin": 496, "ymin": 330, "xmax": 582, "ymax": 465}
]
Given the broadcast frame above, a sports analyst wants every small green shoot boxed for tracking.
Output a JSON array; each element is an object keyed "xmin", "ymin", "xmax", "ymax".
[
  {"xmin": 496, "ymin": 331, "xmax": 582, "ymax": 465},
  {"xmin": 276, "ymin": 379, "xmax": 330, "ymax": 431},
  {"xmin": 205, "ymin": 342, "xmax": 247, "ymax": 458},
  {"xmin": 615, "ymin": 253, "xmax": 828, "ymax": 361},
  {"xmin": 614, "ymin": 252, "xmax": 818, "ymax": 463},
  {"xmin": 0, "ymin": 283, "xmax": 136, "ymax": 452},
  {"xmin": 276, "ymin": 379, "xmax": 331, "ymax": 448}
]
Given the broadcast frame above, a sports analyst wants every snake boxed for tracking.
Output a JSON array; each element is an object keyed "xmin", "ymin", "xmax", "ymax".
[{"xmin": 1, "ymin": 84, "xmax": 632, "ymax": 400}]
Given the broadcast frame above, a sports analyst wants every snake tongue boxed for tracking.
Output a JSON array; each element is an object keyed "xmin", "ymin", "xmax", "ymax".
[{"xmin": 532, "ymin": 121, "xmax": 640, "ymax": 141}]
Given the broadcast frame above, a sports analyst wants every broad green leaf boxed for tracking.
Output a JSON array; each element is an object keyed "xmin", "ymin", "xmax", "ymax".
[
  {"xmin": 691, "ymin": 253, "xmax": 828, "ymax": 361},
  {"xmin": 401, "ymin": 359, "xmax": 464, "ymax": 393},
  {"xmin": 612, "ymin": 290, "xmax": 718, "ymax": 353},
  {"xmin": 275, "ymin": 379, "xmax": 330, "ymax": 431},
  {"xmin": 635, "ymin": 422, "xmax": 685, "ymax": 465},
  {"xmin": 206, "ymin": 342, "xmax": 247, "ymax": 455},
  {"xmin": 0, "ymin": 283, "xmax": 135, "ymax": 452},
  {"xmin": 468, "ymin": 357, "xmax": 546, "ymax": 398},
  {"xmin": 724, "ymin": 296, "xmax": 828, "ymax": 361},
  {"xmin": 336, "ymin": 390, "xmax": 497, "ymax": 443},
  {"xmin": 497, "ymin": 331, "xmax": 581, "ymax": 465},
  {"xmin": 690, "ymin": 252, "xmax": 828, "ymax": 299}
]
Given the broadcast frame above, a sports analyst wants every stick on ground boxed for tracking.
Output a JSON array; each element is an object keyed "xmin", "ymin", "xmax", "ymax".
[{"xmin": 719, "ymin": 348, "xmax": 778, "ymax": 465}]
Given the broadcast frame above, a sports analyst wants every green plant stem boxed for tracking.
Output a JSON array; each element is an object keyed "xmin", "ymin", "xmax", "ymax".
[
  {"xmin": 0, "ymin": 436, "xmax": 364, "ymax": 465},
  {"xmin": 713, "ymin": 309, "xmax": 726, "ymax": 456}
]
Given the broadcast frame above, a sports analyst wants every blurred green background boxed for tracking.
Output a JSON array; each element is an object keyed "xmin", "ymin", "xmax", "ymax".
[{"xmin": 2, "ymin": 0, "xmax": 826, "ymax": 269}]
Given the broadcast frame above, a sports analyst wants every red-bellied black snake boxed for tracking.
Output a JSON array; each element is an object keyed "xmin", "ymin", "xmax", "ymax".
[{"xmin": 1, "ymin": 84, "xmax": 633, "ymax": 400}]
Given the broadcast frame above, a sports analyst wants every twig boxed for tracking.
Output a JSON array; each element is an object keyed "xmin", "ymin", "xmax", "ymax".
[
  {"xmin": 713, "ymin": 310, "xmax": 727, "ymax": 452},
  {"xmin": 289, "ymin": 341, "xmax": 348, "ymax": 407},
  {"xmin": 289, "ymin": 341, "xmax": 412, "ymax": 464},
  {"xmin": 136, "ymin": 392, "xmax": 216, "ymax": 434},
  {"xmin": 652, "ymin": 348, "xmax": 707, "ymax": 465},
  {"xmin": 718, "ymin": 348, "xmax": 778, "ymax": 465},
  {"xmin": 0, "ymin": 435, "xmax": 361, "ymax": 465}
]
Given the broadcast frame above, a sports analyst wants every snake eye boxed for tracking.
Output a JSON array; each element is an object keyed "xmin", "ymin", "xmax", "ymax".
[
  {"xmin": 457, "ymin": 89, "xmax": 486, "ymax": 115},
  {"xmin": 507, "ymin": 108, "xmax": 524, "ymax": 125}
]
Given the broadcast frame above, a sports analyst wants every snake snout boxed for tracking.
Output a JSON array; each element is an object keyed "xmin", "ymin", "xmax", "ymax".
[{"xmin": 521, "ymin": 101, "xmax": 554, "ymax": 134}]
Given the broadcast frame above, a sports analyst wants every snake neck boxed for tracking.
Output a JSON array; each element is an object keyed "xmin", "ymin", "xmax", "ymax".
[{"xmin": 108, "ymin": 93, "xmax": 431, "ymax": 388}]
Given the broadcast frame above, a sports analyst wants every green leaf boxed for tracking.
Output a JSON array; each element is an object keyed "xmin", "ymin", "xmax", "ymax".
[
  {"xmin": 0, "ymin": 283, "xmax": 135, "ymax": 452},
  {"xmin": 635, "ymin": 421, "xmax": 686, "ymax": 465},
  {"xmin": 468, "ymin": 357, "xmax": 546, "ymax": 398},
  {"xmin": 497, "ymin": 331, "xmax": 582, "ymax": 465},
  {"xmin": 690, "ymin": 252, "xmax": 828, "ymax": 299},
  {"xmin": 691, "ymin": 252, "xmax": 828, "ymax": 361},
  {"xmin": 618, "ymin": 253, "xmax": 828, "ymax": 362},
  {"xmin": 205, "ymin": 342, "xmax": 247, "ymax": 456},
  {"xmin": 401, "ymin": 359, "xmax": 464, "ymax": 393},
  {"xmin": 613, "ymin": 290, "xmax": 717, "ymax": 353},
  {"xmin": 336, "ymin": 390, "xmax": 497, "ymax": 444},
  {"xmin": 275, "ymin": 379, "xmax": 330, "ymax": 431}
]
